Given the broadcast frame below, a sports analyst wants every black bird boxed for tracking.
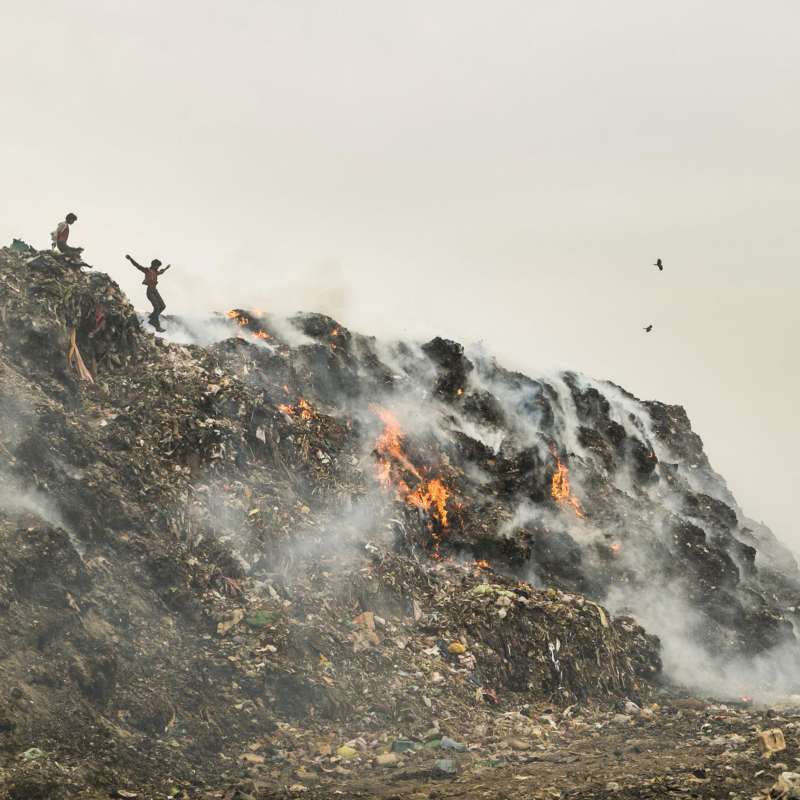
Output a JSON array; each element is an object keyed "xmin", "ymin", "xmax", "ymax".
[
  {"xmin": 654, "ymin": 258, "xmax": 663, "ymax": 271},
  {"xmin": 644, "ymin": 324, "xmax": 653, "ymax": 333}
]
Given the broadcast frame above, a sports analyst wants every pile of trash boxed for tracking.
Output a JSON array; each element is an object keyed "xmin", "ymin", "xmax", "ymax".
[
  {"xmin": 214, "ymin": 548, "xmax": 660, "ymax": 722},
  {"xmin": 205, "ymin": 305, "xmax": 799, "ymax": 662},
  {"xmin": 0, "ymin": 243, "xmax": 795, "ymax": 798}
]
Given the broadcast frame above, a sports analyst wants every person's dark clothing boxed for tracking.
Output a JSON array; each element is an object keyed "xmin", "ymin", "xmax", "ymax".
[
  {"xmin": 57, "ymin": 240, "xmax": 83, "ymax": 258},
  {"xmin": 146, "ymin": 286, "xmax": 166, "ymax": 326},
  {"xmin": 142, "ymin": 267, "xmax": 159, "ymax": 287},
  {"xmin": 127, "ymin": 255, "xmax": 169, "ymax": 331}
]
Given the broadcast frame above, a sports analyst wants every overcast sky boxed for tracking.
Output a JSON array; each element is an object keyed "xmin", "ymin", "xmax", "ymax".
[{"xmin": 2, "ymin": 1, "xmax": 798, "ymax": 547}]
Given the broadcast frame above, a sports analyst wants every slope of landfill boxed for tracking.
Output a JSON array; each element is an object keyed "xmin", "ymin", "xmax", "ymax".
[{"xmin": 0, "ymin": 242, "xmax": 798, "ymax": 800}]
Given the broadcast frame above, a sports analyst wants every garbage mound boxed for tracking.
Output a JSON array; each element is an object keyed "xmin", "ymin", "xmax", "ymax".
[
  {"xmin": 0, "ymin": 244, "xmax": 795, "ymax": 798},
  {"xmin": 210, "ymin": 308, "xmax": 799, "ymax": 663}
]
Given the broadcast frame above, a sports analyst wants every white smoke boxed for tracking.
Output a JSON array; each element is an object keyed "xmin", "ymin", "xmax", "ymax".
[
  {"xmin": 0, "ymin": 473, "xmax": 85, "ymax": 557},
  {"xmin": 153, "ymin": 309, "xmax": 800, "ymax": 701}
]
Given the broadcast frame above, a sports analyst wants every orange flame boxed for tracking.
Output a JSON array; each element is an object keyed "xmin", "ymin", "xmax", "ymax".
[
  {"xmin": 407, "ymin": 477, "xmax": 449, "ymax": 528},
  {"xmin": 371, "ymin": 406, "xmax": 422, "ymax": 484},
  {"xmin": 370, "ymin": 406, "xmax": 451, "ymax": 537},
  {"xmin": 550, "ymin": 447, "xmax": 584, "ymax": 518},
  {"xmin": 227, "ymin": 309, "xmax": 273, "ymax": 341},
  {"xmin": 279, "ymin": 398, "xmax": 314, "ymax": 420},
  {"xmin": 474, "ymin": 559, "xmax": 490, "ymax": 570},
  {"xmin": 227, "ymin": 309, "xmax": 250, "ymax": 327},
  {"xmin": 228, "ymin": 310, "xmax": 250, "ymax": 326},
  {"xmin": 610, "ymin": 541, "xmax": 622, "ymax": 554},
  {"xmin": 297, "ymin": 398, "xmax": 313, "ymax": 420}
]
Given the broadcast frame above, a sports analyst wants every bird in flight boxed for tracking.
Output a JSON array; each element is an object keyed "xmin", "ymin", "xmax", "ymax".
[
  {"xmin": 654, "ymin": 258, "xmax": 663, "ymax": 271},
  {"xmin": 644, "ymin": 324, "xmax": 653, "ymax": 333}
]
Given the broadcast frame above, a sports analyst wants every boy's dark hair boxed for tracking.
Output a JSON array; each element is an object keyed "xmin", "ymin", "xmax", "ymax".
[
  {"xmin": 65, "ymin": 212, "xmax": 77, "ymax": 223},
  {"xmin": 151, "ymin": 259, "xmax": 162, "ymax": 268}
]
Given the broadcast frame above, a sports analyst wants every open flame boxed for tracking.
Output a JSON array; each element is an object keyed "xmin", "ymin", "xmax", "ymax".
[
  {"xmin": 610, "ymin": 541, "xmax": 622, "ymax": 554},
  {"xmin": 474, "ymin": 559, "xmax": 490, "ymax": 570},
  {"xmin": 370, "ymin": 406, "xmax": 451, "ymax": 544},
  {"xmin": 227, "ymin": 309, "xmax": 273, "ymax": 342},
  {"xmin": 372, "ymin": 406, "xmax": 422, "ymax": 484},
  {"xmin": 279, "ymin": 398, "xmax": 314, "ymax": 420},
  {"xmin": 550, "ymin": 446, "xmax": 584, "ymax": 518},
  {"xmin": 227, "ymin": 309, "xmax": 250, "ymax": 326},
  {"xmin": 406, "ymin": 477, "xmax": 449, "ymax": 528},
  {"xmin": 298, "ymin": 399, "xmax": 313, "ymax": 419}
]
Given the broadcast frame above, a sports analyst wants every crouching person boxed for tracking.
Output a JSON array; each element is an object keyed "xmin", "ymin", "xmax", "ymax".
[{"xmin": 51, "ymin": 212, "xmax": 84, "ymax": 260}]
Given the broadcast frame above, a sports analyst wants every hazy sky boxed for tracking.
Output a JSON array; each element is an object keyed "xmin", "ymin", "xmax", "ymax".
[{"xmin": 2, "ymin": 2, "xmax": 798, "ymax": 546}]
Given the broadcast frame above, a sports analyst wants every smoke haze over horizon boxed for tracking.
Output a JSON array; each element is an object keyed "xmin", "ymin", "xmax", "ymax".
[{"xmin": 2, "ymin": 2, "xmax": 798, "ymax": 548}]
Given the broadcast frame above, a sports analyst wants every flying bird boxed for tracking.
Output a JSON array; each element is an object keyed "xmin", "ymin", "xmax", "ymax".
[
  {"xmin": 644, "ymin": 325, "xmax": 653, "ymax": 333},
  {"xmin": 654, "ymin": 258, "xmax": 663, "ymax": 271}
]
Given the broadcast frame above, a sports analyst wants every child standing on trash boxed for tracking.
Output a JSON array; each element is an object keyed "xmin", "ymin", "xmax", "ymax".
[{"xmin": 125, "ymin": 254, "xmax": 171, "ymax": 332}]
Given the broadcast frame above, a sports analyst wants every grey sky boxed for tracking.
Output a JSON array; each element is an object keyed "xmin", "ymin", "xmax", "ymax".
[{"xmin": 2, "ymin": 1, "xmax": 798, "ymax": 546}]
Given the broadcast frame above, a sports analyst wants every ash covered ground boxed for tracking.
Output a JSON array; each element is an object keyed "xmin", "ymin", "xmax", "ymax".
[{"xmin": 1, "ymin": 242, "xmax": 800, "ymax": 799}]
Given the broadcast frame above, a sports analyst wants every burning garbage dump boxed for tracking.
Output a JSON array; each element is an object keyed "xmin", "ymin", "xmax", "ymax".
[{"xmin": 1, "ymin": 244, "xmax": 800, "ymax": 798}]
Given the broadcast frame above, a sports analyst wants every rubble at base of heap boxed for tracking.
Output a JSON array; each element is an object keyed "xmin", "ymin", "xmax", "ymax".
[{"xmin": 0, "ymin": 243, "xmax": 797, "ymax": 798}]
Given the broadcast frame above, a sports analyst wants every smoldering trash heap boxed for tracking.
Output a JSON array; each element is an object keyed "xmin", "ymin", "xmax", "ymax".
[{"xmin": 1, "ymin": 241, "xmax": 799, "ymax": 799}]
